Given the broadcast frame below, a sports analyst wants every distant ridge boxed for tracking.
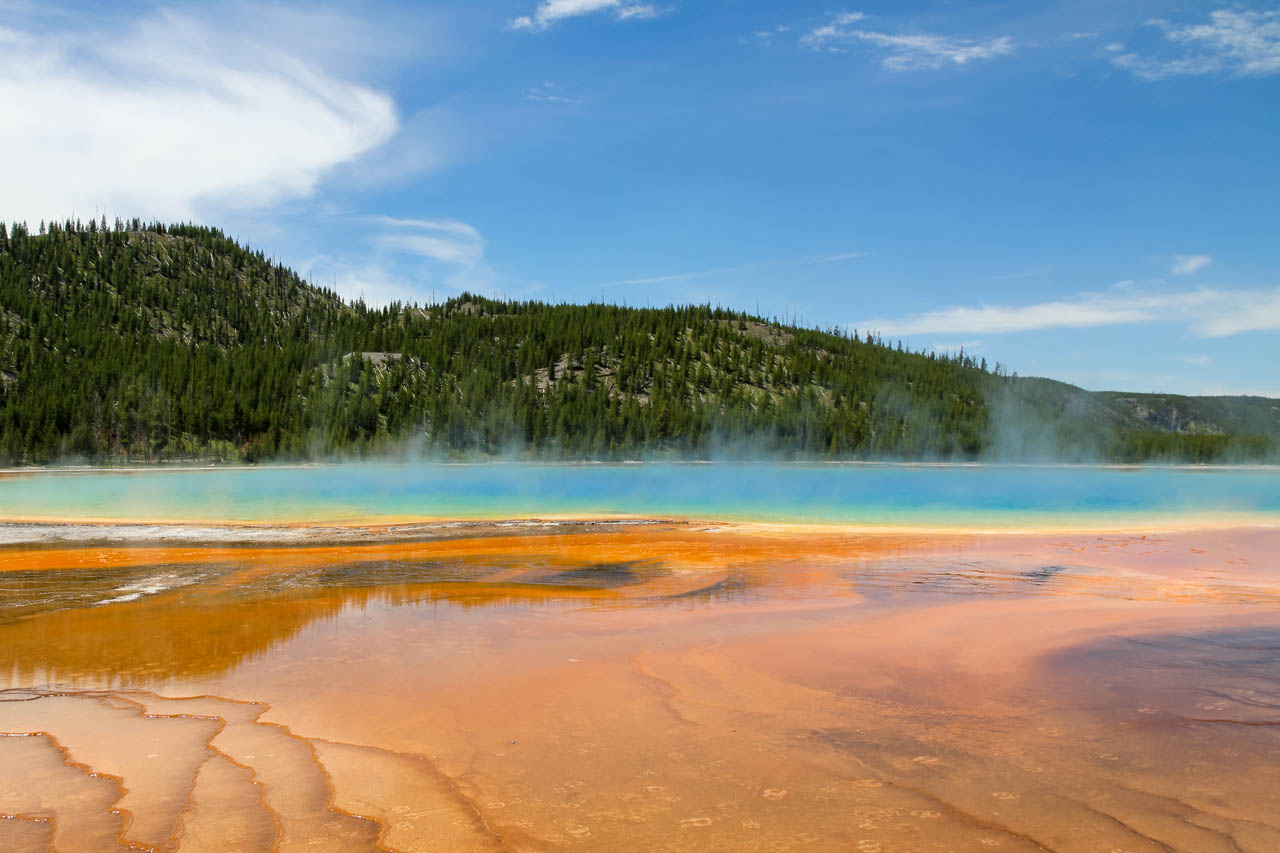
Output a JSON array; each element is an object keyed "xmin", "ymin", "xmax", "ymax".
[{"xmin": 0, "ymin": 219, "xmax": 1276, "ymax": 464}]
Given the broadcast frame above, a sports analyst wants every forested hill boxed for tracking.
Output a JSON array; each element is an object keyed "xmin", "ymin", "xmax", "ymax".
[{"xmin": 0, "ymin": 219, "xmax": 1276, "ymax": 464}]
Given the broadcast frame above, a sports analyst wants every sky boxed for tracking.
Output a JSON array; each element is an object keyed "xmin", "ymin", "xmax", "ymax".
[{"xmin": 1, "ymin": 0, "xmax": 1278, "ymax": 396}]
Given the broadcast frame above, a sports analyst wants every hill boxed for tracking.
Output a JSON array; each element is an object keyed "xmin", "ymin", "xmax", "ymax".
[{"xmin": 0, "ymin": 219, "xmax": 1276, "ymax": 464}]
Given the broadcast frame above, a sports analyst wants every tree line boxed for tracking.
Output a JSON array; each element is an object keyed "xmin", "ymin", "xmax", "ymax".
[{"xmin": 0, "ymin": 220, "xmax": 1273, "ymax": 464}]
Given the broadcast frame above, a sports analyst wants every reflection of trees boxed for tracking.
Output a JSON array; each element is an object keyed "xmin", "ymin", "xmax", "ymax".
[
  {"xmin": 0, "ymin": 586, "xmax": 349, "ymax": 686},
  {"xmin": 0, "ymin": 560, "xmax": 672, "ymax": 687}
]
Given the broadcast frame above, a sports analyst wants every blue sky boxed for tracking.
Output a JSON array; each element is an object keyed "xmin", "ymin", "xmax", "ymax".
[{"xmin": 1, "ymin": 1, "xmax": 1278, "ymax": 395}]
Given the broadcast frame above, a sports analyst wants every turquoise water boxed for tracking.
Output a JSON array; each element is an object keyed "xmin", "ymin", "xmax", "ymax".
[{"xmin": 0, "ymin": 463, "xmax": 1277, "ymax": 528}]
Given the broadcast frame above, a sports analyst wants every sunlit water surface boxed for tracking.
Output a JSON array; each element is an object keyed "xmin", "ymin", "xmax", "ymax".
[{"xmin": 1, "ymin": 465, "xmax": 1278, "ymax": 851}]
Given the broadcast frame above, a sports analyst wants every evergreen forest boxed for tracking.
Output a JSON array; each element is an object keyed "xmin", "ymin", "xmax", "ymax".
[{"xmin": 1, "ymin": 219, "xmax": 1276, "ymax": 465}]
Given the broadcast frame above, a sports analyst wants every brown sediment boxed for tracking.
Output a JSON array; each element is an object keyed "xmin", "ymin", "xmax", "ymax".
[
  {"xmin": 0, "ymin": 732, "xmax": 128, "ymax": 851},
  {"xmin": 0, "ymin": 524, "xmax": 1277, "ymax": 851},
  {"xmin": 0, "ymin": 516, "xmax": 1273, "ymax": 573},
  {"xmin": 0, "ymin": 522, "xmax": 860, "ymax": 574},
  {"xmin": 0, "ymin": 727, "xmax": 132, "ymax": 851},
  {"xmin": 203, "ymin": 709, "xmax": 383, "ymax": 851},
  {"xmin": 0, "ymin": 693, "xmax": 221, "ymax": 850},
  {"xmin": 103, "ymin": 694, "xmax": 277, "ymax": 852},
  {"xmin": 0, "ymin": 812, "xmax": 56, "ymax": 852},
  {"xmin": 310, "ymin": 739, "xmax": 509, "ymax": 852},
  {"xmin": 121, "ymin": 691, "xmax": 386, "ymax": 852},
  {"xmin": 172, "ymin": 750, "xmax": 276, "ymax": 853}
]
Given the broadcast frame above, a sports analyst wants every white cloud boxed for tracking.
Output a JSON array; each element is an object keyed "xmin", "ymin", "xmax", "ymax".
[
  {"xmin": 616, "ymin": 5, "xmax": 660, "ymax": 21},
  {"xmin": 369, "ymin": 216, "xmax": 482, "ymax": 241},
  {"xmin": 368, "ymin": 216, "xmax": 506, "ymax": 299},
  {"xmin": 296, "ymin": 248, "xmax": 435, "ymax": 308},
  {"xmin": 1171, "ymin": 254, "xmax": 1213, "ymax": 276},
  {"xmin": 381, "ymin": 234, "xmax": 481, "ymax": 267},
  {"xmin": 376, "ymin": 218, "xmax": 486, "ymax": 268},
  {"xmin": 1111, "ymin": 10, "xmax": 1280, "ymax": 80},
  {"xmin": 802, "ymin": 12, "xmax": 1013, "ymax": 69},
  {"xmin": 856, "ymin": 32, "xmax": 1014, "ymax": 70},
  {"xmin": 0, "ymin": 10, "xmax": 398, "ymax": 224},
  {"xmin": 508, "ymin": 0, "xmax": 665, "ymax": 31},
  {"xmin": 800, "ymin": 11, "xmax": 864, "ymax": 49},
  {"xmin": 1198, "ymin": 289, "xmax": 1280, "ymax": 337},
  {"xmin": 329, "ymin": 105, "xmax": 458, "ymax": 190},
  {"xmin": 299, "ymin": 215, "xmax": 527, "ymax": 308},
  {"xmin": 859, "ymin": 286, "xmax": 1280, "ymax": 339},
  {"xmin": 327, "ymin": 264, "xmax": 432, "ymax": 308}
]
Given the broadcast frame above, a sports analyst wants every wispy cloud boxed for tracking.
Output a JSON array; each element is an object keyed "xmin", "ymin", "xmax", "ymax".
[
  {"xmin": 0, "ymin": 9, "xmax": 398, "ymax": 224},
  {"xmin": 1110, "ymin": 9, "xmax": 1280, "ymax": 80},
  {"xmin": 1171, "ymin": 254, "xmax": 1212, "ymax": 276},
  {"xmin": 800, "ymin": 11, "xmax": 865, "ymax": 49},
  {"xmin": 376, "ymin": 217, "xmax": 486, "ymax": 268},
  {"xmin": 616, "ymin": 5, "xmax": 661, "ymax": 21},
  {"xmin": 508, "ymin": 0, "xmax": 665, "ymax": 32},
  {"xmin": 370, "ymin": 215, "xmax": 481, "ymax": 240},
  {"xmin": 525, "ymin": 81, "xmax": 581, "ymax": 104},
  {"xmin": 859, "ymin": 286, "xmax": 1280, "ymax": 339},
  {"xmin": 607, "ymin": 268, "xmax": 740, "ymax": 288},
  {"xmin": 930, "ymin": 340, "xmax": 983, "ymax": 354},
  {"xmin": 319, "ymin": 262, "xmax": 432, "ymax": 308},
  {"xmin": 303, "ymin": 215, "xmax": 533, "ymax": 307},
  {"xmin": 802, "ymin": 12, "xmax": 1014, "ymax": 70},
  {"xmin": 750, "ymin": 25, "xmax": 791, "ymax": 44},
  {"xmin": 603, "ymin": 251, "xmax": 868, "ymax": 288},
  {"xmin": 807, "ymin": 251, "xmax": 870, "ymax": 264}
]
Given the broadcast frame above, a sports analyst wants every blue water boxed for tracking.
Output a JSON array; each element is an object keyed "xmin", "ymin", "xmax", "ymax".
[{"xmin": 0, "ymin": 464, "xmax": 1277, "ymax": 527}]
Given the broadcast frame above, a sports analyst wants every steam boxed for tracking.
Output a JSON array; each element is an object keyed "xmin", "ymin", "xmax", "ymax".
[{"xmin": 981, "ymin": 379, "xmax": 1109, "ymax": 464}]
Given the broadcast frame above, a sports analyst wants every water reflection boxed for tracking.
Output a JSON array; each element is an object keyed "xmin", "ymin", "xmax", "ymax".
[
  {"xmin": 1, "ymin": 525, "xmax": 1277, "ymax": 852},
  {"xmin": 3, "ymin": 527, "xmax": 1277, "ymax": 687},
  {"xmin": 0, "ymin": 568, "xmax": 653, "ymax": 686},
  {"xmin": 0, "ymin": 531, "xmax": 785, "ymax": 685}
]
